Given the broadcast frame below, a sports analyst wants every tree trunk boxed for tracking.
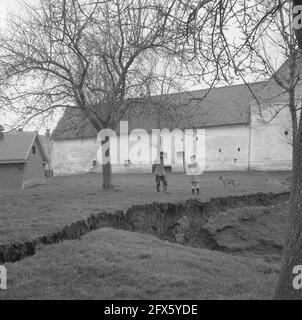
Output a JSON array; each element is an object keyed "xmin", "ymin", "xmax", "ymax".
[
  {"xmin": 274, "ymin": 132, "xmax": 302, "ymax": 299},
  {"xmin": 101, "ymin": 136, "xmax": 113, "ymax": 190},
  {"xmin": 102, "ymin": 161, "xmax": 113, "ymax": 190}
]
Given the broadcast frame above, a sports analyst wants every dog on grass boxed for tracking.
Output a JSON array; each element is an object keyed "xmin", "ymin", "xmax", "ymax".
[{"xmin": 218, "ymin": 175, "xmax": 236, "ymax": 187}]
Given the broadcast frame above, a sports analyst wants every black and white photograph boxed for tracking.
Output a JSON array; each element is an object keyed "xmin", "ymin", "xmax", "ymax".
[{"xmin": 0, "ymin": 0, "xmax": 302, "ymax": 305}]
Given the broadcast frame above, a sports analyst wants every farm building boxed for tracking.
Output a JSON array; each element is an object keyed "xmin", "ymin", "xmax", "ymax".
[
  {"xmin": 51, "ymin": 63, "xmax": 297, "ymax": 175},
  {"xmin": 0, "ymin": 129, "xmax": 50, "ymax": 190}
]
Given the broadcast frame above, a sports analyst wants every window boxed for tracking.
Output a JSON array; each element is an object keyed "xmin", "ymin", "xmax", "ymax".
[
  {"xmin": 285, "ymin": 131, "xmax": 289, "ymax": 136},
  {"xmin": 32, "ymin": 146, "xmax": 36, "ymax": 154},
  {"xmin": 238, "ymin": 148, "xmax": 241, "ymax": 152},
  {"xmin": 219, "ymin": 149, "xmax": 222, "ymax": 153}
]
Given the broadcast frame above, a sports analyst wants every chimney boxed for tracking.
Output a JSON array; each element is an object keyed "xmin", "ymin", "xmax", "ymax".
[{"xmin": 0, "ymin": 125, "xmax": 4, "ymax": 140}]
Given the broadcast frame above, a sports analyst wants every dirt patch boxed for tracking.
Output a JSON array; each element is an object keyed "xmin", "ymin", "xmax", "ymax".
[
  {"xmin": 122, "ymin": 192, "xmax": 288, "ymax": 257},
  {"xmin": 0, "ymin": 191, "xmax": 289, "ymax": 264},
  {"xmin": 171, "ymin": 205, "xmax": 286, "ymax": 256}
]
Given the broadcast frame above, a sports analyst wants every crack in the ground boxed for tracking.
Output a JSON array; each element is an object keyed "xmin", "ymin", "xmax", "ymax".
[{"xmin": 0, "ymin": 191, "xmax": 289, "ymax": 264}]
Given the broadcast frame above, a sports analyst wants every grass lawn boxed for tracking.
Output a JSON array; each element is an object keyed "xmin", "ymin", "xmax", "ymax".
[
  {"xmin": 0, "ymin": 171, "xmax": 290, "ymax": 300},
  {"xmin": 0, "ymin": 228, "xmax": 279, "ymax": 300},
  {"xmin": 0, "ymin": 171, "xmax": 290, "ymax": 244}
]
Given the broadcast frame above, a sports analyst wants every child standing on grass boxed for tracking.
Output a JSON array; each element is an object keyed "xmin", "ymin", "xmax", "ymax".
[
  {"xmin": 186, "ymin": 155, "xmax": 203, "ymax": 195},
  {"xmin": 153, "ymin": 152, "xmax": 168, "ymax": 193}
]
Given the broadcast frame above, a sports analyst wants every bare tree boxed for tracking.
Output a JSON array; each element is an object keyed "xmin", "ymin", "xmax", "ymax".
[
  {"xmin": 186, "ymin": 0, "xmax": 302, "ymax": 299},
  {"xmin": 0, "ymin": 0, "xmax": 201, "ymax": 189},
  {"xmin": 274, "ymin": 0, "xmax": 302, "ymax": 300},
  {"xmin": 0, "ymin": 0, "xmax": 242, "ymax": 189},
  {"xmin": 227, "ymin": 0, "xmax": 302, "ymax": 300}
]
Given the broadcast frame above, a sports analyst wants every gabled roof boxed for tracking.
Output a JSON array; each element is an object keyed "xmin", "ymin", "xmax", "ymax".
[
  {"xmin": 130, "ymin": 81, "xmax": 267, "ymax": 131},
  {"xmin": 51, "ymin": 81, "xmax": 267, "ymax": 140},
  {"xmin": 254, "ymin": 57, "xmax": 302, "ymax": 105},
  {"xmin": 0, "ymin": 131, "xmax": 49, "ymax": 164}
]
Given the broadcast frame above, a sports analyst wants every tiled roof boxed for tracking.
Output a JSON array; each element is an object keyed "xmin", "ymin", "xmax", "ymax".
[
  {"xmin": 254, "ymin": 58, "xmax": 302, "ymax": 105},
  {"xmin": 0, "ymin": 131, "xmax": 49, "ymax": 163},
  {"xmin": 52, "ymin": 81, "xmax": 267, "ymax": 140},
  {"xmin": 130, "ymin": 81, "xmax": 267, "ymax": 131}
]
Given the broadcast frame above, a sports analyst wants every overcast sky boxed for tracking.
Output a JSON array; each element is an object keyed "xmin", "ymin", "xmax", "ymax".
[
  {"xmin": 0, "ymin": 0, "xmax": 20, "ymax": 29},
  {"xmin": 0, "ymin": 0, "xmax": 18, "ymax": 130},
  {"xmin": 0, "ymin": 0, "xmax": 56, "ymax": 133},
  {"xmin": 0, "ymin": 0, "xmax": 39, "ymax": 30}
]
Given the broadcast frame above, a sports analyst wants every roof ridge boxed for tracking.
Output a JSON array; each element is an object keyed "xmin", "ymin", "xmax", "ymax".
[
  {"xmin": 0, "ymin": 131, "xmax": 49, "ymax": 163},
  {"xmin": 150, "ymin": 80, "xmax": 268, "ymax": 99}
]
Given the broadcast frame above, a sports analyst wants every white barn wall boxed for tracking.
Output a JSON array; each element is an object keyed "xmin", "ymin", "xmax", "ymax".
[
  {"xmin": 52, "ymin": 124, "xmax": 252, "ymax": 175},
  {"xmin": 111, "ymin": 133, "xmax": 153, "ymax": 173},
  {"xmin": 204, "ymin": 124, "xmax": 249, "ymax": 171},
  {"xmin": 249, "ymin": 107, "xmax": 292, "ymax": 171},
  {"xmin": 52, "ymin": 117, "xmax": 293, "ymax": 176},
  {"xmin": 52, "ymin": 138, "xmax": 99, "ymax": 175},
  {"xmin": 52, "ymin": 135, "xmax": 154, "ymax": 175},
  {"xmin": 115, "ymin": 126, "xmax": 250, "ymax": 172}
]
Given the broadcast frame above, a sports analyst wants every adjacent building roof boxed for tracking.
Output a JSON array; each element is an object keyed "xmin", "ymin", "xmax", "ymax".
[
  {"xmin": 254, "ymin": 58, "xmax": 302, "ymax": 105},
  {"xmin": 51, "ymin": 81, "xmax": 267, "ymax": 140},
  {"xmin": 0, "ymin": 131, "xmax": 49, "ymax": 164}
]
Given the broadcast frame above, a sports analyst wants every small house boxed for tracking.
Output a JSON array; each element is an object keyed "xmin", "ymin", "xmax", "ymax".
[{"xmin": 0, "ymin": 128, "xmax": 50, "ymax": 190}]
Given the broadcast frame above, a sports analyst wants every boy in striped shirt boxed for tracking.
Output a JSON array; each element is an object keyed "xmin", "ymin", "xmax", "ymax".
[{"xmin": 153, "ymin": 152, "xmax": 168, "ymax": 193}]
